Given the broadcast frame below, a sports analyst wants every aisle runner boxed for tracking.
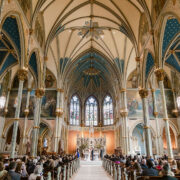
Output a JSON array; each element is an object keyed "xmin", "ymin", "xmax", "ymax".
[{"xmin": 71, "ymin": 160, "xmax": 112, "ymax": 180}]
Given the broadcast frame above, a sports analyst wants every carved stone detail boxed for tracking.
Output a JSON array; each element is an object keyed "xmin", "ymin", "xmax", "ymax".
[
  {"xmin": 35, "ymin": 88, "xmax": 45, "ymax": 98},
  {"xmin": 139, "ymin": 89, "xmax": 148, "ymax": 98},
  {"xmin": 155, "ymin": 68, "xmax": 165, "ymax": 81},
  {"xmin": 17, "ymin": 68, "xmax": 28, "ymax": 81}
]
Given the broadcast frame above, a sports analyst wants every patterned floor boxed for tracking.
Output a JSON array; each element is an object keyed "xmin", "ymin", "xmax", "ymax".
[{"xmin": 71, "ymin": 160, "xmax": 112, "ymax": 180}]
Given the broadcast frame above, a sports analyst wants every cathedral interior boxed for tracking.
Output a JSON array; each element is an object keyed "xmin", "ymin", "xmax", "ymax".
[{"xmin": 0, "ymin": 0, "xmax": 180, "ymax": 162}]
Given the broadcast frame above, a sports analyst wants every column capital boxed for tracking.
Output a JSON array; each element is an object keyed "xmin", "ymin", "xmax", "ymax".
[
  {"xmin": 17, "ymin": 68, "xmax": 28, "ymax": 81},
  {"xmin": 35, "ymin": 88, "xmax": 45, "ymax": 98},
  {"xmin": 153, "ymin": 112, "xmax": 158, "ymax": 117},
  {"xmin": 27, "ymin": 88, "xmax": 32, "ymax": 92},
  {"xmin": 135, "ymin": 57, "xmax": 141, "ymax": 62},
  {"xmin": 139, "ymin": 88, "xmax": 148, "ymax": 98},
  {"xmin": 80, "ymin": 122, "xmax": 85, "ymax": 127},
  {"xmin": 29, "ymin": 28, "xmax": 33, "ymax": 35},
  {"xmin": 33, "ymin": 126, "xmax": 40, "ymax": 129},
  {"xmin": 151, "ymin": 89, "xmax": 155, "ymax": 93},
  {"xmin": 57, "ymin": 88, "xmax": 64, "ymax": 93},
  {"xmin": 120, "ymin": 109, "xmax": 128, "ymax": 117},
  {"xmin": 56, "ymin": 108, "xmax": 63, "ymax": 117},
  {"xmin": 120, "ymin": 88, "xmax": 126, "ymax": 93},
  {"xmin": 44, "ymin": 56, "xmax": 48, "ymax": 61},
  {"xmin": 4, "ymin": 108, "xmax": 8, "ymax": 116},
  {"xmin": 24, "ymin": 109, "xmax": 29, "ymax": 116},
  {"xmin": 155, "ymin": 68, "xmax": 165, "ymax": 81},
  {"xmin": 172, "ymin": 109, "xmax": 178, "ymax": 117},
  {"xmin": 163, "ymin": 118, "xmax": 169, "ymax": 121},
  {"xmin": 144, "ymin": 126, "xmax": 150, "ymax": 129},
  {"xmin": 14, "ymin": 118, "xmax": 20, "ymax": 121}
]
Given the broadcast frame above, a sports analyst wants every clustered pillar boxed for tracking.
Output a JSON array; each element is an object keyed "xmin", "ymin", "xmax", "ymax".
[
  {"xmin": 139, "ymin": 88, "xmax": 152, "ymax": 157},
  {"xmin": 155, "ymin": 68, "xmax": 173, "ymax": 160},
  {"xmin": 31, "ymin": 88, "xmax": 45, "ymax": 157},
  {"xmin": 120, "ymin": 88, "xmax": 129, "ymax": 155},
  {"xmin": 10, "ymin": 68, "xmax": 28, "ymax": 158}
]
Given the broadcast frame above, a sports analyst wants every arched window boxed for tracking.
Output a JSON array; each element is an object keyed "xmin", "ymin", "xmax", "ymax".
[
  {"xmin": 85, "ymin": 96, "xmax": 98, "ymax": 126},
  {"xmin": 103, "ymin": 95, "xmax": 113, "ymax": 125},
  {"xmin": 70, "ymin": 95, "xmax": 80, "ymax": 125}
]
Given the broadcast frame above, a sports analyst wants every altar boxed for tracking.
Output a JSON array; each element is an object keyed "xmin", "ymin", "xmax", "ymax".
[{"xmin": 77, "ymin": 136, "xmax": 106, "ymax": 160}]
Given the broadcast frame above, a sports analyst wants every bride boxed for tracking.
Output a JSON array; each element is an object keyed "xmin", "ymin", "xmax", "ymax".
[{"xmin": 87, "ymin": 149, "xmax": 91, "ymax": 161}]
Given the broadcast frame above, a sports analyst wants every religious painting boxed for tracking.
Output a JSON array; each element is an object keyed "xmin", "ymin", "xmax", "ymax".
[
  {"xmin": 28, "ymin": 90, "xmax": 36, "ymax": 118},
  {"xmin": 127, "ymin": 70, "xmax": 138, "ymax": 88},
  {"xmin": 41, "ymin": 90, "xmax": 56, "ymax": 118},
  {"xmin": 127, "ymin": 90, "xmax": 154, "ymax": 118},
  {"xmin": 17, "ymin": 0, "xmax": 32, "ymax": 23},
  {"xmin": 19, "ymin": 90, "xmax": 27, "ymax": 117},
  {"xmin": 155, "ymin": 89, "xmax": 174, "ymax": 118},
  {"xmin": 139, "ymin": 13, "xmax": 149, "ymax": 50},
  {"xmin": 151, "ymin": 0, "xmax": 166, "ymax": 25},
  {"xmin": 6, "ymin": 90, "xmax": 18, "ymax": 117},
  {"xmin": 45, "ymin": 69, "xmax": 56, "ymax": 88},
  {"xmin": 35, "ymin": 13, "xmax": 45, "ymax": 47},
  {"xmin": 127, "ymin": 90, "xmax": 143, "ymax": 118}
]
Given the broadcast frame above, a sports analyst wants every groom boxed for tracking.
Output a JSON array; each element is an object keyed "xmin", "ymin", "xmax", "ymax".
[{"xmin": 91, "ymin": 148, "xmax": 94, "ymax": 161}]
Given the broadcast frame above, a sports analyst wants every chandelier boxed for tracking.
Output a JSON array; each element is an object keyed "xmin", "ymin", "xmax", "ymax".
[{"xmin": 83, "ymin": 67, "xmax": 100, "ymax": 76}]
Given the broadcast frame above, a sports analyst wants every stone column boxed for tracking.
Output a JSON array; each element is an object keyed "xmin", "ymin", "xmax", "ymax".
[
  {"xmin": 31, "ymin": 88, "xmax": 44, "ymax": 157},
  {"xmin": 10, "ymin": 68, "xmax": 28, "ymax": 158},
  {"xmin": 151, "ymin": 89, "xmax": 161, "ymax": 155},
  {"xmin": 139, "ymin": 89, "xmax": 152, "ymax": 157},
  {"xmin": 120, "ymin": 89, "xmax": 129, "ymax": 155},
  {"xmin": 21, "ymin": 88, "xmax": 31, "ymax": 154},
  {"xmin": 54, "ymin": 89, "xmax": 61, "ymax": 153},
  {"xmin": 57, "ymin": 88, "xmax": 64, "ymax": 150},
  {"xmin": 155, "ymin": 69, "xmax": 173, "ymax": 160}
]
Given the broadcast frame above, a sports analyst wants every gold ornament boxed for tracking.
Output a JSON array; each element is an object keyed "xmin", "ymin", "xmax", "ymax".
[
  {"xmin": 24, "ymin": 109, "xmax": 29, "ymax": 116},
  {"xmin": 120, "ymin": 88, "xmax": 126, "ymax": 93},
  {"xmin": 56, "ymin": 108, "xmax": 63, "ymax": 117},
  {"xmin": 135, "ymin": 57, "xmax": 140, "ymax": 62},
  {"xmin": 35, "ymin": 88, "xmax": 45, "ymax": 98},
  {"xmin": 120, "ymin": 109, "xmax": 128, "ymax": 117},
  {"xmin": 33, "ymin": 126, "xmax": 40, "ymax": 129},
  {"xmin": 57, "ymin": 88, "xmax": 64, "ymax": 93},
  {"xmin": 139, "ymin": 88, "xmax": 148, "ymax": 98},
  {"xmin": 153, "ymin": 112, "xmax": 158, "ymax": 117},
  {"xmin": 17, "ymin": 68, "xmax": 28, "ymax": 81},
  {"xmin": 155, "ymin": 68, "xmax": 165, "ymax": 81}
]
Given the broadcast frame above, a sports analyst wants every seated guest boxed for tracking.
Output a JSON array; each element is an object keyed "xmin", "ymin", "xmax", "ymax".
[
  {"xmin": 29, "ymin": 165, "xmax": 43, "ymax": 180},
  {"xmin": 8, "ymin": 161, "xmax": 21, "ymax": 180},
  {"xmin": 160, "ymin": 164, "xmax": 177, "ymax": 180},
  {"xmin": 141, "ymin": 159, "xmax": 148, "ymax": 169},
  {"xmin": 171, "ymin": 160, "xmax": 177, "ymax": 172},
  {"xmin": 142, "ymin": 159, "xmax": 159, "ymax": 176},
  {"xmin": 156, "ymin": 160, "xmax": 163, "ymax": 171},
  {"xmin": 133, "ymin": 162, "xmax": 142, "ymax": 175},
  {"xmin": 0, "ymin": 162, "xmax": 8, "ymax": 180}
]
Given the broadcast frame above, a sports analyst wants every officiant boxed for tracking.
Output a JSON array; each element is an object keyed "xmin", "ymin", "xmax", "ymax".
[{"xmin": 91, "ymin": 148, "xmax": 94, "ymax": 161}]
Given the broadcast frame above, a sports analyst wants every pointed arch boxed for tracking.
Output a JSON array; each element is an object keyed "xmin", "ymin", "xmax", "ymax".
[
  {"xmin": 85, "ymin": 95, "xmax": 98, "ymax": 126},
  {"xmin": 103, "ymin": 95, "xmax": 113, "ymax": 126},
  {"xmin": 69, "ymin": 94, "xmax": 80, "ymax": 126}
]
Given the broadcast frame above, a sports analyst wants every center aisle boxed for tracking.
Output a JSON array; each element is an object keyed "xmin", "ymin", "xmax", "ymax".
[{"xmin": 71, "ymin": 160, "xmax": 112, "ymax": 180}]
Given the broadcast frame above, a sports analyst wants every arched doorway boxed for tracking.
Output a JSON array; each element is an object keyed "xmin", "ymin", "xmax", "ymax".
[
  {"xmin": 163, "ymin": 127, "xmax": 177, "ymax": 153},
  {"xmin": 4, "ymin": 124, "xmax": 20, "ymax": 152},
  {"xmin": 132, "ymin": 124, "xmax": 146, "ymax": 155}
]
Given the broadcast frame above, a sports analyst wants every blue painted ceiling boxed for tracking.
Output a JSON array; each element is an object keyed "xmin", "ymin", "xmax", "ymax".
[
  {"xmin": 162, "ymin": 18, "xmax": 180, "ymax": 58},
  {"xmin": 0, "ymin": 33, "xmax": 18, "ymax": 76},
  {"xmin": 74, "ymin": 52, "xmax": 109, "ymax": 87},
  {"xmin": 2, "ymin": 17, "xmax": 21, "ymax": 57},
  {"xmin": 29, "ymin": 52, "xmax": 38, "ymax": 77},
  {"xmin": 145, "ymin": 53, "xmax": 154, "ymax": 80},
  {"xmin": 165, "ymin": 36, "xmax": 180, "ymax": 73}
]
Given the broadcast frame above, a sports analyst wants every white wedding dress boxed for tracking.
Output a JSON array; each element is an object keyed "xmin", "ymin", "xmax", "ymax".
[{"xmin": 87, "ymin": 149, "xmax": 91, "ymax": 161}]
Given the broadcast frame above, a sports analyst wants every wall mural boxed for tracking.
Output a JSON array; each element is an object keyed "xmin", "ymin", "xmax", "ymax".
[
  {"xmin": 41, "ymin": 90, "xmax": 57, "ymax": 118},
  {"xmin": 17, "ymin": 0, "xmax": 31, "ymax": 23},
  {"xmin": 139, "ymin": 13, "xmax": 149, "ymax": 50},
  {"xmin": 151, "ymin": 0, "xmax": 166, "ymax": 25},
  {"xmin": 127, "ymin": 90, "xmax": 154, "ymax": 118},
  {"xmin": 35, "ymin": 13, "xmax": 45, "ymax": 47},
  {"xmin": 45, "ymin": 69, "xmax": 56, "ymax": 88},
  {"xmin": 155, "ymin": 89, "xmax": 174, "ymax": 118}
]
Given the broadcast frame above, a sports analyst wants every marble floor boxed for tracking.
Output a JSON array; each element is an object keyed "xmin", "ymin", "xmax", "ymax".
[{"xmin": 71, "ymin": 160, "xmax": 112, "ymax": 180}]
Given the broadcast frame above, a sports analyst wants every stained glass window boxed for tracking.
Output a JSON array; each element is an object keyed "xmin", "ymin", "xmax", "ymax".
[
  {"xmin": 103, "ymin": 95, "xmax": 113, "ymax": 125},
  {"xmin": 85, "ymin": 96, "xmax": 98, "ymax": 126},
  {"xmin": 70, "ymin": 95, "xmax": 80, "ymax": 125}
]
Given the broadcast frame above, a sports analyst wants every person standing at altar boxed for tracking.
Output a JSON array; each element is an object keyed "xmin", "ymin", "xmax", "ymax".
[{"xmin": 91, "ymin": 148, "xmax": 94, "ymax": 161}]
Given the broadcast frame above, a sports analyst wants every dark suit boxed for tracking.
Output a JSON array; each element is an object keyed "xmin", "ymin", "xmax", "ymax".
[
  {"xmin": 91, "ymin": 150, "xmax": 94, "ymax": 161},
  {"xmin": 8, "ymin": 170, "xmax": 21, "ymax": 180},
  {"xmin": 161, "ymin": 176, "xmax": 177, "ymax": 180},
  {"xmin": 142, "ymin": 167, "xmax": 159, "ymax": 176}
]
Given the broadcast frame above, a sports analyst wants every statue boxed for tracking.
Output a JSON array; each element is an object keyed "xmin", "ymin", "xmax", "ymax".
[{"xmin": 43, "ymin": 138, "xmax": 48, "ymax": 148}]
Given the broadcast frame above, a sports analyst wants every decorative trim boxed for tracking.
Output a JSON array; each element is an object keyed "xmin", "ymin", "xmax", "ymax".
[
  {"xmin": 139, "ymin": 88, "xmax": 148, "ymax": 98},
  {"xmin": 163, "ymin": 118, "xmax": 169, "ymax": 121},
  {"xmin": 155, "ymin": 68, "xmax": 165, "ymax": 81},
  {"xmin": 144, "ymin": 126, "xmax": 149, "ymax": 129},
  {"xmin": 57, "ymin": 88, "xmax": 64, "ymax": 93},
  {"xmin": 33, "ymin": 126, "xmax": 40, "ymax": 129},
  {"xmin": 35, "ymin": 88, "xmax": 45, "ymax": 98},
  {"xmin": 153, "ymin": 112, "xmax": 158, "ymax": 117},
  {"xmin": 17, "ymin": 68, "xmax": 28, "ymax": 81},
  {"xmin": 14, "ymin": 118, "xmax": 19, "ymax": 121},
  {"xmin": 120, "ymin": 88, "xmax": 126, "ymax": 93},
  {"xmin": 56, "ymin": 108, "xmax": 63, "ymax": 117}
]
